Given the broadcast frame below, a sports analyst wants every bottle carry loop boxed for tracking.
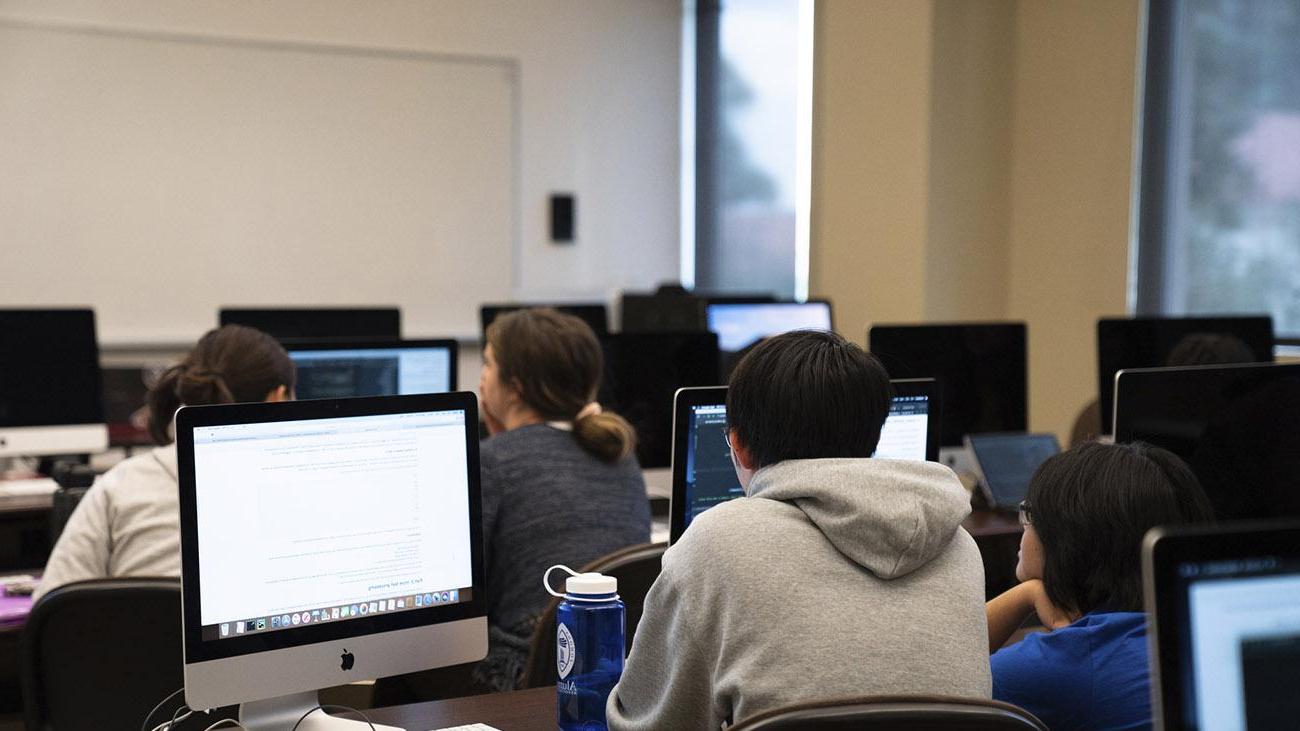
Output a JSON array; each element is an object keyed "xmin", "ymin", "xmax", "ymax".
[{"xmin": 544, "ymin": 565, "xmax": 580, "ymax": 599}]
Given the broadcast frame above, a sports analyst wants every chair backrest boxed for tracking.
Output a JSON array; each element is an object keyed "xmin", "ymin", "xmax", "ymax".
[
  {"xmin": 519, "ymin": 541, "xmax": 666, "ymax": 689},
  {"xmin": 49, "ymin": 486, "xmax": 90, "ymax": 544},
  {"xmin": 729, "ymin": 695, "xmax": 1050, "ymax": 731},
  {"xmin": 21, "ymin": 578, "xmax": 185, "ymax": 731}
]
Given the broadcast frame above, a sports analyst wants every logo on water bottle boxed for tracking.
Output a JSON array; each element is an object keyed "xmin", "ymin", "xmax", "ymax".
[{"xmin": 557, "ymin": 622, "xmax": 576, "ymax": 679}]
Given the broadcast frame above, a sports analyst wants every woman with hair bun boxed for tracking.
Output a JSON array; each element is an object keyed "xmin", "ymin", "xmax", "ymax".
[
  {"xmin": 34, "ymin": 325, "xmax": 295, "ymax": 600},
  {"xmin": 474, "ymin": 307, "xmax": 650, "ymax": 692}
]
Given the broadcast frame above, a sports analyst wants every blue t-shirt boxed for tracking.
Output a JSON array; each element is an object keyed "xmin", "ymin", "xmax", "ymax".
[{"xmin": 991, "ymin": 612, "xmax": 1151, "ymax": 731}]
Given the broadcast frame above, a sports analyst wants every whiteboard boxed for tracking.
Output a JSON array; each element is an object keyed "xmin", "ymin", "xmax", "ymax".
[{"xmin": 0, "ymin": 19, "xmax": 517, "ymax": 344}]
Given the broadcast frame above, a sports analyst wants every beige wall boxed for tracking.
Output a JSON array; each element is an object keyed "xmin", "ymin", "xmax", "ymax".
[
  {"xmin": 1005, "ymin": 0, "xmax": 1141, "ymax": 438},
  {"xmin": 812, "ymin": 0, "xmax": 1141, "ymax": 439},
  {"xmin": 810, "ymin": 0, "xmax": 935, "ymax": 344}
]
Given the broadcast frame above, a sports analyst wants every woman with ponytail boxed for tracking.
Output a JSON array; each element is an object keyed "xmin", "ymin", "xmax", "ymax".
[
  {"xmin": 35, "ymin": 325, "xmax": 294, "ymax": 600},
  {"xmin": 474, "ymin": 308, "xmax": 650, "ymax": 692}
]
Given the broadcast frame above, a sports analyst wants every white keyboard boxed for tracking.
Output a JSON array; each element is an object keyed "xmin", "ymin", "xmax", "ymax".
[{"xmin": 0, "ymin": 477, "xmax": 59, "ymax": 498}]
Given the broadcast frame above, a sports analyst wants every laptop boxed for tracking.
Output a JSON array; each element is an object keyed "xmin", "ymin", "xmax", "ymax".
[
  {"xmin": 668, "ymin": 378, "xmax": 941, "ymax": 544},
  {"xmin": 1143, "ymin": 520, "xmax": 1300, "ymax": 730},
  {"xmin": 965, "ymin": 433, "xmax": 1061, "ymax": 510}
]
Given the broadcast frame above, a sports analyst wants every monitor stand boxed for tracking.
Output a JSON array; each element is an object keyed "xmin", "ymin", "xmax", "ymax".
[{"xmin": 238, "ymin": 691, "xmax": 402, "ymax": 731}]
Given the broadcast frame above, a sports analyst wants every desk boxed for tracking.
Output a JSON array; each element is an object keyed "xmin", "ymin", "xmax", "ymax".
[
  {"xmin": 0, "ymin": 481, "xmax": 55, "ymax": 574},
  {"xmin": 366, "ymin": 686, "xmax": 554, "ymax": 730}
]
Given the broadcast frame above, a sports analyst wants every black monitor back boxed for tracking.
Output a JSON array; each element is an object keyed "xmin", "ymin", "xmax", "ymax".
[
  {"xmin": 479, "ymin": 303, "xmax": 609, "ymax": 341},
  {"xmin": 620, "ymin": 293, "xmax": 708, "ymax": 333},
  {"xmin": 1113, "ymin": 362, "xmax": 1300, "ymax": 521},
  {"xmin": 868, "ymin": 322, "xmax": 1027, "ymax": 447},
  {"xmin": 219, "ymin": 307, "xmax": 401, "ymax": 343},
  {"xmin": 598, "ymin": 332, "xmax": 721, "ymax": 469},
  {"xmin": 0, "ymin": 309, "xmax": 103, "ymax": 428},
  {"xmin": 1097, "ymin": 315, "xmax": 1273, "ymax": 433}
]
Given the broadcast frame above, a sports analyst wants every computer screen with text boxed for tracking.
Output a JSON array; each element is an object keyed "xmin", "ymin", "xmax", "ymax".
[
  {"xmin": 190, "ymin": 410, "xmax": 473, "ymax": 641},
  {"xmin": 289, "ymin": 346, "xmax": 453, "ymax": 400}
]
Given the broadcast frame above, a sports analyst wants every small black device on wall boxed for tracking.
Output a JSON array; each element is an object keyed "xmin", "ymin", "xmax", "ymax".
[{"xmin": 550, "ymin": 193, "xmax": 575, "ymax": 243}]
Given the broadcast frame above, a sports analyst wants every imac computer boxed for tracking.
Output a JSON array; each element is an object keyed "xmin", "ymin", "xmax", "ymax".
[
  {"xmin": 479, "ymin": 303, "xmax": 609, "ymax": 340},
  {"xmin": 668, "ymin": 379, "xmax": 941, "ymax": 544},
  {"xmin": 868, "ymin": 322, "xmax": 1027, "ymax": 466},
  {"xmin": 0, "ymin": 309, "xmax": 108, "ymax": 458},
  {"xmin": 175, "ymin": 393, "xmax": 486, "ymax": 730},
  {"xmin": 1113, "ymin": 362, "xmax": 1300, "ymax": 521},
  {"xmin": 1144, "ymin": 520, "xmax": 1300, "ymax": 730},
  {"xmin": 597, "ymin": 332, "xmax": 721, "ymax": 469},
  {"xmin": 286, "ymin": 339, "xmax": 458, "ymax": 400},
  {"xmin": 704, "ymin": 300, "xmax": 833, "ymax": 354},
  {"xmin": 219, "ymin": 308, "xmax": 402, "ymax": 343},
  {"xmin": 1097, "ymin": 315, "xmax": 1273, "ymax": 434}
]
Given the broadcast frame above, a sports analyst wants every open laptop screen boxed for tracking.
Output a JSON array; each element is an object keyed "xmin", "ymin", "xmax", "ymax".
[
  {"xmin": 669, "ymin": 379, "xmax": 940, "ymax": 544},
  {"xmin": 967, "ymin": 433, "xmax": 1061, "ymax": 510},
  {"xmin": 1145, "ymin": 521, "xmax": 1300, "ymax": 730}
]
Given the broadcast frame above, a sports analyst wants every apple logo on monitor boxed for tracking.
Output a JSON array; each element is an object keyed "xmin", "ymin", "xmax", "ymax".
[{"xmin": 340, "ymin": 649, "xmax": 354, "ymax": 671}]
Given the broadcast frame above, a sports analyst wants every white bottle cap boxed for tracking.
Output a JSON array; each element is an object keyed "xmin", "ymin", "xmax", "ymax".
[
  {"xmin": 565, "ymin": 572, "xmax": 617, "ymax": 597},
  {"xmin": 544, "ymin": 565, "xmax": 619, "ymax": 601}
]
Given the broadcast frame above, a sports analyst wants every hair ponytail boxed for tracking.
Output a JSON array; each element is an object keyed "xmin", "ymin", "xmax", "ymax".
[
  {"xmin": 146, "ymin": 325, "xmax": 295, "ymax": 445},
  {"xmin": 146, "ymin": 364, "xmax": 187, "ymax": 445},
  {"xmin": 573, "ymin": 411, "xmax": 637, "ymax": 464}
]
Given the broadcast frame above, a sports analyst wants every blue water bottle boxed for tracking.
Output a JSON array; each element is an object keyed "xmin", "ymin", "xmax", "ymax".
[{"xmin": 544, "ymin": 565, "xmax": 625, "ymax": 731}]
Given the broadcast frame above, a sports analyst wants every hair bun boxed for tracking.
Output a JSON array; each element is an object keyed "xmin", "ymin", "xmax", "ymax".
[
  {"xmin": 573, "ymin": 411, "xmax": 637, "ymax": 464},
  {"xmin": 176, "ymin": 367, "xmax": 235, "ymax": 406}
]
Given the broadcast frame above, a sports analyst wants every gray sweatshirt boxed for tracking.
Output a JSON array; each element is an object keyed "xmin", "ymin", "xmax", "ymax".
[{"xmin": 607, "ymin": 457, "xmax": 991, "ymax": 730}]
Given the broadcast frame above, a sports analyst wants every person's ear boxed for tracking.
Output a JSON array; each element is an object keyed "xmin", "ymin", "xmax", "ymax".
[
  {"xmin": 728, "ymin": 428, "xmax": 757, "ymax": 472},
  {"xmin": 264, "ymin": 384, "xmax": 291, "ymax": 403}
]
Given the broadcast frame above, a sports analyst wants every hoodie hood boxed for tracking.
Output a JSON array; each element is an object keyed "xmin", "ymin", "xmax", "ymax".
[{"xmin": 746, "ymin": 457, "xmax": 972, "ymax": 579}]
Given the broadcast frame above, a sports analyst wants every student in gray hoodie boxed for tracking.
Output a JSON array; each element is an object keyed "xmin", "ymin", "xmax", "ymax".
[{"xmin": 607, "ymin": 330, "xmax": 991, "ymax": 730}]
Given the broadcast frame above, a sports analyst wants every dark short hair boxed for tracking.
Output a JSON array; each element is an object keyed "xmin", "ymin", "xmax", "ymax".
[
  {"xmin": 1028, "ymin": 441, "xmax": 1214, "ymax": 614},
  {"xmin": 726, "ymin": 330, "xmax": 892, "ymax": 469}
]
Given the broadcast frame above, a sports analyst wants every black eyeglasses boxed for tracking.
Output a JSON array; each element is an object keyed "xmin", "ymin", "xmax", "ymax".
[{"xmin": 1018, "ymin": 500, "xmax": 1032, "ymax": 527}]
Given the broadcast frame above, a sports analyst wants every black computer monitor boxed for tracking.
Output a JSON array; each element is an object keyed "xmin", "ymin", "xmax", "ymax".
[
  {"xmin": 620, "ymin": 293, "xmax": 707, "ymax": 333},
  {"xmin": 1144, "ymin": 520, "xmax": 1300, "ymax": 730},
  {"xmin": 598, "ymin": 332, "xmax": 720, "ymax": 470},
  {"xmin": 1097, "ymin": 315, "xmax": 1273, "ymax": 434},
  {"xmin": 869, "ymin": 322, "xmax": 1027, "ymax": 447},
  {"xmin": 668, "ymin": 379, "xmax": 941, "ymax": 544},
  {"xmin": 1113, "ymin": 362, "xmax": 1300, "ymax": 521},
  {"xmin": 0, "ymin": 309, "xmax": 107, "ymax": 457},
  {"xmin": 218, "ymin": 307, "xmax": 401, "ymax": 343},
  {"xmin": 285, "ymin": 339, "xmax": 459, "ymax": 400},
  {"xmin": 478, "ymin": 303, "xmax": 609, "ymax": 341}
]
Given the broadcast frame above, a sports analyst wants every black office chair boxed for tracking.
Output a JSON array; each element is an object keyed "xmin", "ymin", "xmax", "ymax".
[
  {"xmin": 729, "ymin": 695, "xmax": 1049, "ymax": 731},
  {"xmin": 21, "ymin": 578, "xmax": 187, "ymax": 731},
  {"xmin": 520, "ymin": 541, "xmax": 666, "ymax": 689}
]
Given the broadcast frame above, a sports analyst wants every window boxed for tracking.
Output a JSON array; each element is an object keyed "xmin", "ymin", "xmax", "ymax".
[
  {"xmin": 1137, "ymin": 0, "xmax": 1300, "ymax": 341},
  {"xmin": 684, "ymin": 0, "xmax": 813, "ymax": 300}
]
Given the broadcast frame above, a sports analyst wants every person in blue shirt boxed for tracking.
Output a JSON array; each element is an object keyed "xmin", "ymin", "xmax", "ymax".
[{"xmin": 985, "ymin": 441, "xmax": 1214, "ymax": 731}]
